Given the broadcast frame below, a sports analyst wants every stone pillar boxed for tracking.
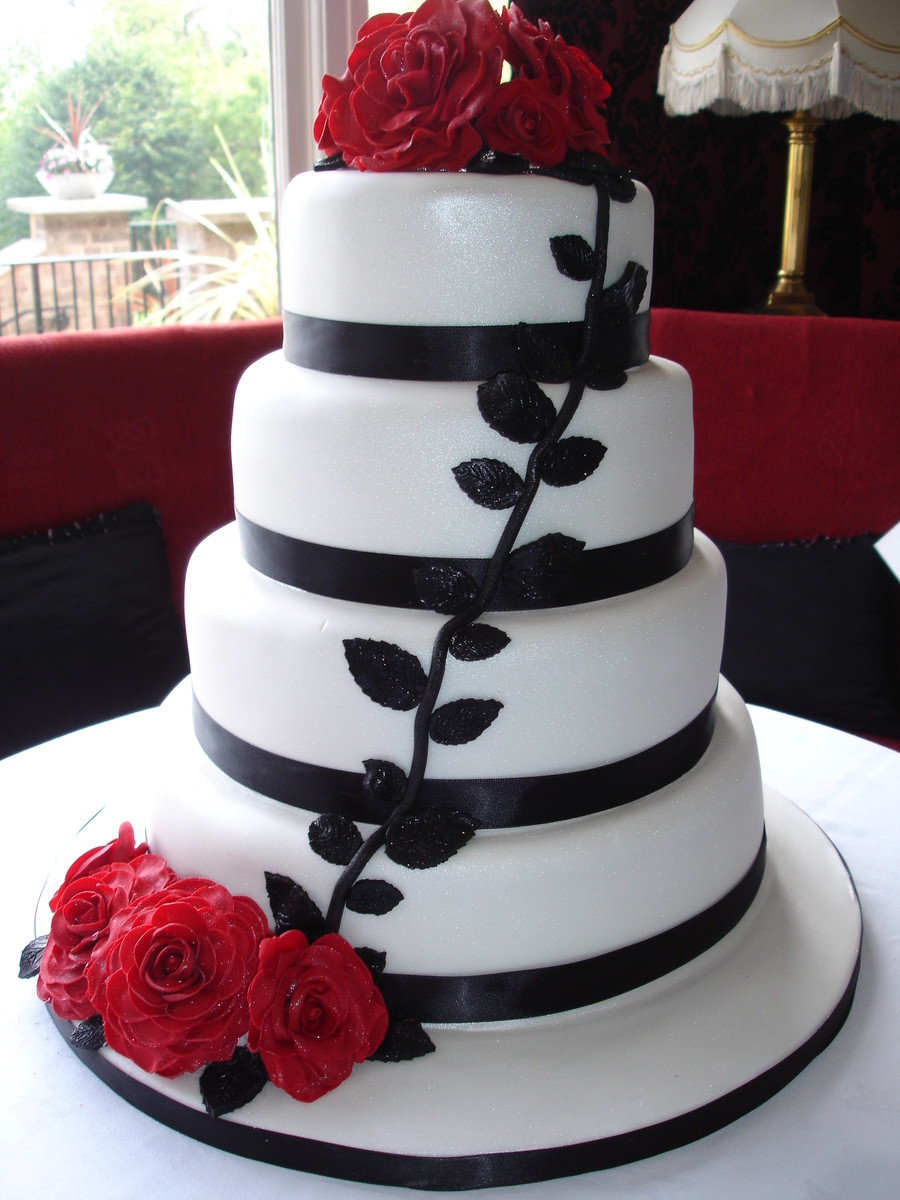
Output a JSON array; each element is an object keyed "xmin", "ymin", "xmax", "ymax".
[{"xmin": 3, "ymin": 193, "xmax": 147, "ymax": 333}]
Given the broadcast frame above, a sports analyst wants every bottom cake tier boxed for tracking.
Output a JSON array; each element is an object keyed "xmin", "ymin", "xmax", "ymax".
[{"xmin": 42, "ymin": 785, "xmax": 860, "ymax": 1191}]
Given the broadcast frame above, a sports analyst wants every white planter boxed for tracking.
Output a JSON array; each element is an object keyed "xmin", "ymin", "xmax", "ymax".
[{"xmin": 36, "ymin": 168, "xmax": 115, "ymax": 201}]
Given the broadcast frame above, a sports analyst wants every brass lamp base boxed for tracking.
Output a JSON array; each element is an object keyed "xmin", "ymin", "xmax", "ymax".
[{"xmin": 763, "ymin": 110, "xmax": 825, "ymax": 316}]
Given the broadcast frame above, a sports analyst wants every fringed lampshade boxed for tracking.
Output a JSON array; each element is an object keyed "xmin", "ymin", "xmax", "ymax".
[{"xmin": 658, "ymin": 1, "xmax": 900, "ymax": 313}]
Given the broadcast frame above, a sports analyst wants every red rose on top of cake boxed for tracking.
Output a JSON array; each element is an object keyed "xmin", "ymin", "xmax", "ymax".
[
  {"xmin": 490, "ymin": 4, "xmax": 611, "ymax": 157},
  {"xmin": 315, "ymin": 0, "xmax": 612, "ymax": 171},
  {"xmin": 315, "ymin": 0, "xmax": 505, "ymax": 171}
]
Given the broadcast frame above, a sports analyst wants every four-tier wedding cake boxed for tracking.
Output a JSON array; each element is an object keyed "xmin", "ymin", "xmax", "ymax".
[{"xmin": 23, "ymin": 3, "xmax": 861, "ymax": 1190}]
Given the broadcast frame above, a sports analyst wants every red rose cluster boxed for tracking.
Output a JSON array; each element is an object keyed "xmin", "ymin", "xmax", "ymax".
[
  {"xmin": 36, "ymin": 823, "xmax": 388, "ymax": 1099},
  {"xmin": 315, "ymin": 0, "xmax": 611, "ymax": 172}
]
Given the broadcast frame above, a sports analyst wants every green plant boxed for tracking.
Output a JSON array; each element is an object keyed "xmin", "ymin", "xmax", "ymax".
[{"xmin": 126, "ymin": 128, "xmax": 277, "ymax": 324}]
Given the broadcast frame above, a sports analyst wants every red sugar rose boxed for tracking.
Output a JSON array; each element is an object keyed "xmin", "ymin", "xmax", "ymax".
[
  {"xmin": 476, "ymin": 76, "xmax": 568, "ymax": 168},
  {"xmin": 315, "ymin": 0, "xmax": 505, "ymax": 171},
  {"xmin": 86, "ymin": 877, "xmax": 271, "ymax": 1077},
  {"xmin": 37, "ymin": 854, "xmax": 176, "ymax": 1022},
  {"xmin": 503, "ymin": 4, "xmax": 611, "ymax": 158},
  {"xmin": 247, "ymin": 930, "xmax": 389, "ymax": 1102},
  {"xmin": 49, "ymin": 821, "xmax": 150, "ymax": 912}
]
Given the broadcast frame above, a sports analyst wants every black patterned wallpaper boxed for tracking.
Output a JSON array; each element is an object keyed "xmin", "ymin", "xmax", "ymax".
[{"xmin": 520, "ymin": 0, "xmax": 900, "ymax": 318}]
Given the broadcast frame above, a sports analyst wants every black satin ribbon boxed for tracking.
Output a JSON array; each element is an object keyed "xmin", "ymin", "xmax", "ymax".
[
  {"xmin": 282, "ymin": 309, "xmax": 650, "ymax": 381},
  {"xmin": 49, "ymin": 902, "xmax": 859, "ymax": 1189},
  {"xmin": 192, "ymin": 692, "xmax": 717, "ymax": 829},
  {"xmin": 378, "ymin": 832, "xmax": 766, "ymax": 1023},
  {"xmin": 236, "ymin": 507, "xmax": 694, "ymax": 610}
]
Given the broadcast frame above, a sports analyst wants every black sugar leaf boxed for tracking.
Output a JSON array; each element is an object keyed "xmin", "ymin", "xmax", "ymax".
[
  {"xmin": 368, "ymin": 1018, "xmax": 436, "ymax": 1062},
  {"xmin": 430, "ymin": 698, "xmax": 503, "ymax": 746},
  {"xmin": 585, "ymin": 366, "xmax": 627, "ymax": 391},
  {"xmin": 517, "ymin": 322, "xmax": 575, "ymax": 384},
  {"xmin": 540, "ymin": 436, "xmax": 607, "ymax": 487},
  {"xmin": 18, "ymin": 934, "xmax": 48, "ymax": 979},
  {"xmin": 452, "ymin": 458, "xmax": 525, "ymax": 510},
  {"xmin": 476, "ymin": 373, "xmax": 556, "ymax": 443},
  {"xmin": 550, "ymin": 233, "xmax": 597, "ymax": 281},
  {"xmin": 385, "ymin": 808, "xmax": 480, "ymax": 869},
  {"xmin": 413, "ymin": 564, "xmax": 479, "ymax": 615},
  {"xmin": 200, "ymin": 1046, "xmax": 270, "ymax": 1117},
  {"xmin": 69, "ymin": 1014, "xmax": 105, "ymax": 1051},
  {"xmin": 448, "ymin": 623, "xmax": 510, "ymax": 661},
  {"xmin": 503, "ymin": 533, "xmax": 585, "ymax": 603},
  {"xmin": 346, "ymin": 879, "xmax": 404, "ymax": 916},
  {"xmin": 354, "ymin": 946, "xmax": 387, "ymax": 977},
  {"xmin": 343, "ymin": 638, "xmax": 427, "ymax": 710},
  {"xmin": 362, "ymin": 759, "xmax": 407, "ymax": 808},
  {"xmin": 308, "ymin": 814, "xmax": 363, "ymax": 866},
  {"xmin": 265, "ymin": 871, "xmax": 327, "ymax": 940},
  {"xmin": 600, "ymin": 261, "xmax": 648, "ymax": 323}
]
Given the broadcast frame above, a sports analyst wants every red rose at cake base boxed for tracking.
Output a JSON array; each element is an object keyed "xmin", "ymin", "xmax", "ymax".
[
  {"xmin": 49, "ymin": 820, "xmax": 150, "ymax": 911},
  {"xmin": 85, "ymin": 878, "xmax": 270, "ymax": 1077},
  {"xmin": 248, "ymin": 930, "xmax": 389, "ymax": 1102},
  {"xmin": 37, "ymin": 853, "xmax": 176, "ymax": 1022},
  {"xmin": 315, "ymin": 0, "xmax": 505, "ymax": 171}
]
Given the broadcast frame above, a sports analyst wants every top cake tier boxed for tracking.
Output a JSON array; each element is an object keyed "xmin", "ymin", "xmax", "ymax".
[{"xmin": 279, "ymin": 168, "xmax": 653, "ymax": 329}]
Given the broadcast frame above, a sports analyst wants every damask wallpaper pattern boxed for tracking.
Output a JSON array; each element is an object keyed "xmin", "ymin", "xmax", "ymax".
[{"xmin": 520, "ymin": 0, "xmax": 899, "ymax": 318}]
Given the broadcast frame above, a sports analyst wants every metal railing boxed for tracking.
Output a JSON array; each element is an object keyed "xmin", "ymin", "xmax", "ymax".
[{"xmin": 0, "ymin": 221, "xmax": 178, "ymax": 337}]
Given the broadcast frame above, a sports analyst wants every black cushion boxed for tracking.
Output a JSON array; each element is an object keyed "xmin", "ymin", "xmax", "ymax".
[
  {"xmin": 0, "ymin": 504, "xmax": 189, "ymax": 758},
  {"xmin": 716, "ymin": 535, "xmax": 900, "ymax": 738}
]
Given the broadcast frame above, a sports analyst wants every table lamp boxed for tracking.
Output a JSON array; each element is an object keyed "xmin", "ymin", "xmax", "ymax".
[{"xmin": 657, "ymin": 1, "xmax": 900, "ymax": 314}]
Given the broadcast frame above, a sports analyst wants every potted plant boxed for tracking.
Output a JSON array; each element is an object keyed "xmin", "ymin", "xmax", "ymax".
[{"xmin": 36, "ymin": 91, "xmax": 114, "ymax": 201}]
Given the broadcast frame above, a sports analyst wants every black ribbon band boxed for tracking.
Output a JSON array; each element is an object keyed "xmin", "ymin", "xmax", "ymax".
[
  {"xmin": 193, "ymin": 692, "xmax": 717, "ymax": 829},
  {"xmin": 236, "ymin": 507, "xmax": 694, "ymax": 610},
  {"xmin": 282, "ymin": 309, "xmax": 650, "ymax": 381},
  {"xmin": 377, "ymin": 832, "xmax": 766, "ymax": 1024}
]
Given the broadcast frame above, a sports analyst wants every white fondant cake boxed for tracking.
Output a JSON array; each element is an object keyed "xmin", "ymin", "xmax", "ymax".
[{"xmin": 27, "ymin": 5, "xmax": 860, "ymax": 1189}]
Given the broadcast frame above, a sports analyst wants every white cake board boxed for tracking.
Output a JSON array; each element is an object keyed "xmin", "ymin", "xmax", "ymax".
[{"xmin": 43, "ymin": 786, "xmax": 859, "ymax": 1191}]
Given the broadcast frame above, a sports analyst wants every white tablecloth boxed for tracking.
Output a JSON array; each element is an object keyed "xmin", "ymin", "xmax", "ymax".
[{"xmin": 2, "ymin": 706, "xmax": 898, "ymax": 1200}]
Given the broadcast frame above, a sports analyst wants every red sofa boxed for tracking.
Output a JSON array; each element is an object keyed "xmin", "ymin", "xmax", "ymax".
[{"xmin": 2, "ymin": 312, "xmax": 898, "ymax": 752}]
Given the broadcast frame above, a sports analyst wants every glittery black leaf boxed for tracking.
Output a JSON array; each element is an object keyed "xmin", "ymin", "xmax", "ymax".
[
  {"xmin": 313, "ymin": 153, "xmax": 347, "ymax": 172},
  {"xmin": 430, "ymin": 698, "xmax": 503, "ymax": 746},
  {"xmin": 550, "ymin": 234, "xmax": 597, "ymax": 281},
  {"xmin": 346, "ymin": 879, "xmax": 404, "ymax": 915},
  {"xmin": 265, "ymin": 871, "xmax": 327, "ymax": 940},
  {"xmin": 540, "ymin": 436, "xmax": 607, "ymax": 487},
  {"xmin": 354, "ymin": 946, "xmax": 387, "ymax": 977},
  {"xmin": 385, "ymin": 808, "xmax": 480, "ymax": 869},
  {"xmin": 18, "ymin": 934, "xmax": 48, "ymax": 979},
  {"xmin": 413, "ymin": 564, "xmax": 479, "ymax": 614},
  {"xmin": 343, "ymin": 638, "xmax": 427, "ymax": 710},
  {"xmin": 69, "ymin": 1014, "xmax": 105, "ymax": 1051},
  {"xmin": 362, "ymin": 759, "xmax": 407, "ymax": 808},
  {"xmin": 452, "ymin": 458, "xmax": 524, "ymax": 510},
  {"xmin": 585, "ymin": 366, "xmax": 627, "ymax": 391},
  {"xmin": 200, "ymin": 1046, "xmax": 270, "ymax": 1117},
  {"xmin": 599, "ymin": 261, "xmax": 648, "ymax": 324},
  {"xmin": 517, "ymin": 322, "xmax": 575, "ymax": 384},
  {"xmin": 476, "ymin": 372, "xmax": 556, "ymax": 443},
  {"xmin": 448, "ymin": 623, "xmax": 510, "ymax": 661},
  {"xmin": 308, "ymin": 814, "xmax": 363, "ymax": 866},
  {"xmin": 368, "ymin": 1018, "xmax": 436, "ymax": 1063},
  {"xmin": 503, "ymin": 533, "xmax": 585, "ymax": 603}
]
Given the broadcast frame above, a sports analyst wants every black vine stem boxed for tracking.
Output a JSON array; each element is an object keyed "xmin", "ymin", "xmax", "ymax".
[{"xmin": 324, "ymin": 172, "xmax": 613, "ymax": 934}]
